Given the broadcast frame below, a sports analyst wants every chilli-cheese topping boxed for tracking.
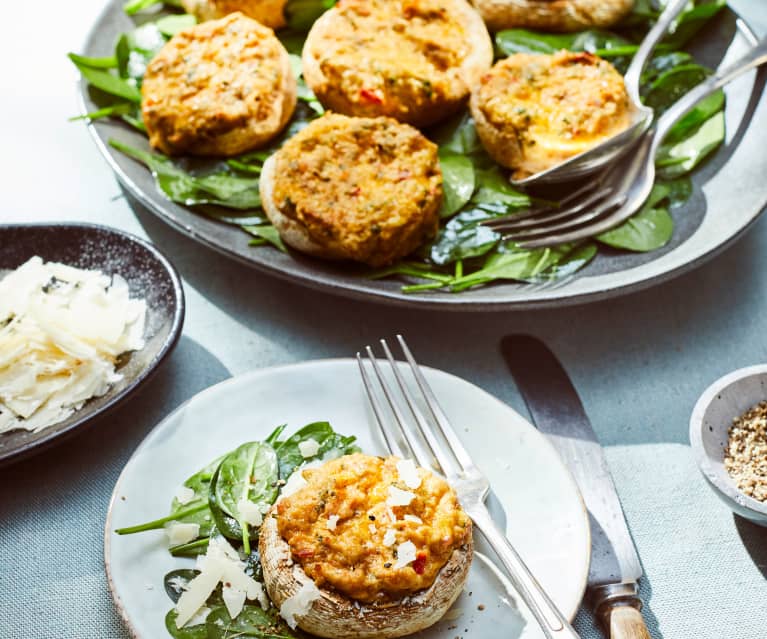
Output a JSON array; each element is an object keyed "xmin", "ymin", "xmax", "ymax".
[{"xmin": 276, "ymin": 453, "xmax": 471, "ymax": 602}]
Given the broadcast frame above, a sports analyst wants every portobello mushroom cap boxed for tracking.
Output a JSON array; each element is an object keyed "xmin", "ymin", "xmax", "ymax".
[
  {"xmin": 302, "ymin": 0, "xmax": 493, "ymax": 127},
  {"xmin": 181, "ymin": 0, "xmax": 288, "ymax": 30},
  {"xmin": 259, "ymin": 508, "xmax": 473, "ymax": 639},
  {"xmin": 472, "ymin": 0, "xmax": 634, "ymax": 33}
]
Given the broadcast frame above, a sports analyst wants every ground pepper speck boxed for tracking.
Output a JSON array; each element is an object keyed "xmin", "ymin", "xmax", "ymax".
[{"xmin": 724, "ymin": 401, "xmax": 767, "ymax": 501}]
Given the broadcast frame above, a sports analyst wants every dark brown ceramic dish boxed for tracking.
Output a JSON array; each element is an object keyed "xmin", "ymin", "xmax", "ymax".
[{"xmin": 0, "ymin": 223, "xmax": 185, "ymax": 466}]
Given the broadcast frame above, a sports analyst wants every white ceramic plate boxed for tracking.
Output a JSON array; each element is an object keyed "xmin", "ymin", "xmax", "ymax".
[{"xmin": 105, "ymin": 359, "xmax": 589, "ymax": 638}]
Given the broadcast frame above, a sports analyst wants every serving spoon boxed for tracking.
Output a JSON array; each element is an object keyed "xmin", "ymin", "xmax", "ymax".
[{"xmin": 510, "ymin": 0, "xmax": 691, "ymax": 187}]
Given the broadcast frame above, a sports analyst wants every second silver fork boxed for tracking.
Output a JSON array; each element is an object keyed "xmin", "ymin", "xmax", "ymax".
[{"xmin": 357, "ymin": 336, "xmax": 580, "ymax": 639}]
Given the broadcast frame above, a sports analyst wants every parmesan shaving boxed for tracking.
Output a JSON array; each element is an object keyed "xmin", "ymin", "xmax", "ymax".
[
  {"xmin": 368, "ymin": 523, "xmax": 377, "ymax": 535},
  {"xmin": 175, "ymin": 486, "xmax": 196, "ymax": 505},
  {"xmin": 394, "ymin": 541, "xmax": 417, "ymax": 569},
  {"xmin": 403, "ymin": 514, "xmax": 423, "ymax": 524},
  {"xmin": 387, "ymin": 486, "xmax": 415, "ymax": 507},
  {"xmin": 298, "ymin": 438, "xmax": 320, "ymax": 458},
  {"xmin": 280, "ymin": 577, "xmax": 322, "ymax": 629},
  {"xmin": 279, "ymin": 469, "xmax": 308, "ymax": 499},
  {"xmin": 382, "ymin": 529, "xmax": 397, "ymax": 547},
  {"xmin": 237, "ymin": 498, "xmax": 264, "ymax": 526},
  {"xmin": 176, "ymin": 537, "xmax": 264, "ymax": 628},
  {"xmin": 327, "ymin": 514, "xmax": 340, "ymax": 530},
  {"xmin": 222, "ymin": 585, "xmax": 247, "ymax": 620},
  {"xmin": 396, "ymin": 458, "xmax": 422, "ymax": 489},
  {"xmin": 165, "ymin": 522, "xmax": 200, "ymax": 546},
  {"xmin": 186, "ymin": 606, "xmax": 211, "ymax": 627},
  {"xmin": 0, "ymin": 257, "xmax": 146, "ymax": 434}
]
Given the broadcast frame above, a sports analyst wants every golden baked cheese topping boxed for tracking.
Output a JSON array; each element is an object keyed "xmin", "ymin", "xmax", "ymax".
[
  {"xmin": 310, "ymin": 0, "xmax": 473, "ymax": 121},
  {"xmin": 142, "ymin": 13, "xmax": 293, "ymax": 156},
  {"xmin": 474, "ymin": 50, "xmax": 632, "ymax": 177},
  {"xmin": 269, "ymin": 113, "xmax": 441, "ymax": 267},
  {"xmin": 275, "ymin": 453, "xmax": 471, "ymax": 602}
]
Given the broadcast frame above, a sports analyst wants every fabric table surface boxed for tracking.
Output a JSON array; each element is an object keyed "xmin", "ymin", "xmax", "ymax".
[{"xmin": 1, "ymin": 1, "xmax": 766, "ymax": 637}]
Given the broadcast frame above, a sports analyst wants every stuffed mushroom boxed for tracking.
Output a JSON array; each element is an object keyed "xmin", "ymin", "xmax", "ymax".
[
  {"xmin": 260, "ymin": 454, "xmax": 473, "ymax": 638},
  {"xmin": 259, "ymin": 113, "xmax": 442, "ymax": 267},
  {"xmin": 141, "ymin": 13, "xmax": 296, "ymax": 156},
  {"xmin": 470, "ymin": 50, "xmax": 632, "ymax": 179},
  {"xmin": 302, "ymin": 0, "xmax": 493, "ymax": 127},
  {"xmin": 472, "ymin": 0, "xmax": 634, "ymax": 33}
]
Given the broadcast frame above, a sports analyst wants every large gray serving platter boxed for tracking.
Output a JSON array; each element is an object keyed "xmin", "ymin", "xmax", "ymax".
[
  {"xmin": 0, "ymin": 224, "xmax": 185, "ymax": 466},
  {"xmin": 79, "ymin": 4, "xmax": 767, "ymax": 311}
]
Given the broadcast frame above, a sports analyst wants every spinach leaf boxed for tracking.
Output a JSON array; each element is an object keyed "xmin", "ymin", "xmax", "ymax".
[
  {"xmin": 547, "ymin": 243, "xmax": 598, "ymax": 279},
  {"xmin": 155, "ymin": 14, "xmax": 197, "ymax": 37},
  {"xmin": 67, "ymin": 52, "xmax": 118, "ymax": 69},
  {"xmin": 662, "ymin": 176, "xmax": 693, "ymax": 208},
  {"xmin": 640, "ymin": 52, "xmax": 694, "ymax": 90},
  {"xmin": 68, "ymin": 55, "xmax": 142, "ymax": 102},
  {"xmin": 429, "ymin": 208, "xmax": 501, "ymax": 265},
  {"xmin": 596, "ymin": 184, "xmax": 674, "ymax": 251},
  {"xmin": 284, "ymin": 0, "xmax": 336, "ymax": 31},
  {"xmin": 124, "ymin": 0, "xmax": 165, "ymax": 15},
  {"xmin": 274, "ymin": 422, "xmax": 359, "ymax": 480},
  {"xmin": 243, "ymin": 225, "xmax": 288, "ymax": 252},
  {"xmin": 657, "ymin": 111, "xmax": 725, "ymax": 178},
  {"xmin": 110, "ymin": 140, "xmax": 262, "ymax": 209},
  {"xmin": 429, "ymin": 113, "xmax": 484, "ymax": 157},
  {"xmin": 170, "ymin": 538, "xmax": 210, "ymax": 557},
  {"xmin": 367, "ymin": 262, "xmax": 454, "ymax": 284},
  {"xmin": 662, "ymin": 90, "xmax": 724, "ymax": 146},
  {"xmin": 164, "ymin": 569, "xmax": 200, "ymax": 604},
  {"xmin": 449, "ymin": 243, "xmax": 578, "ymax": 292},
  {"xmin": 165, "ymin": 609, "xmax": 210, "ymax": 639},
  {"xmin": 439, "ymin": 152, "xmax": 475, "ymax": 218},
  {"xmin": 662, "ymin": 0, "xmax": 727, "ymax": 50},
  {"xmin": 495, "ymin": 28, "xmax": 631, "ymax": 57},
  {"xmin": 69, "ymin": 103, "xmax": 135, "ymax": 122},
  {"xmin": 644, "ymin": 64, "xmax": 710, "ymax": 115},
  {"xmin": 205, "ymin": 605, "xmax": 298, "ymax": 639},
  {"xmin": 472, "ymin": 167, "xmax": 530, "ymax": 209},
  {"xmin": 211, "ymin": 442, "xmax": 280, "ymax": 554}
]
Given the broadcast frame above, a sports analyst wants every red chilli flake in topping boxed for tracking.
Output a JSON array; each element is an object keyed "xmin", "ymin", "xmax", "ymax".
[
  {"xmin": 412, "ymin": 552, "xmax": 427, "ymax": 575},
  {"xmin": 360, "ymin": 89, "xmax": 383, "ymax": 104}
]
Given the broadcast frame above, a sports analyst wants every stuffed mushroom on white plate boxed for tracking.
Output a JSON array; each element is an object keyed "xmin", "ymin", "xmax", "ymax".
[{"xmin": 104, "ymin": 359, "xmax": 590, "ymax": 638}]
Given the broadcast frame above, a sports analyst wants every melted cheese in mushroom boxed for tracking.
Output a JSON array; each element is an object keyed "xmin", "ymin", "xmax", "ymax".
[
  {"xmin": 472, "ymin": 50, "xmax": 632, "ymax": 178},
  {"xmin": 275, "ymin": 453, "xmax": 471, "ymax": 602}
]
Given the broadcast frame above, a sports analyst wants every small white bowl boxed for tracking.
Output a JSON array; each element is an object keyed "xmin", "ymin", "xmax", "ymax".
[{"xmin": 690, "ymin": 365, "xmax": 767, "ymax": 526}]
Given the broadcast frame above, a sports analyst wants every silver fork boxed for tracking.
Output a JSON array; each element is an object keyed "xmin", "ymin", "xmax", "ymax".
[
  {"xmin": 484, "ymin": 36, "xmax": 767, "ymax": 249},
  {"xmin": 357, "ymin": 336, "xmax": 580, "ymax": 639}
]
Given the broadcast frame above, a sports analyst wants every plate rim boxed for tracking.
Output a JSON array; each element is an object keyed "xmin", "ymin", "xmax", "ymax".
[
  {"xmin": 103, "ymin": 357, "xmax": 591, "ymax": 638},
  {"xmin": 0, "ymin": 221, "xmax": 186, "ymax": 466},
  {"xmin": 78, "ymin": 5, "xmax": 766, "ymax": 312}
]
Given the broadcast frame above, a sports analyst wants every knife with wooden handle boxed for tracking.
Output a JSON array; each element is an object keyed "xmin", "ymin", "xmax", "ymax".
[{"xmin": 500, "ymin": 335, "xmax": 652, "ymax": 639}]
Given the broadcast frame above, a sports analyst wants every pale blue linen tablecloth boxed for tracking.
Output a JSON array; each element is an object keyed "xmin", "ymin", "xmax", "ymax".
[{"xmin": 1, "ymin": 1, "xmax": 766, "ymax": 637}]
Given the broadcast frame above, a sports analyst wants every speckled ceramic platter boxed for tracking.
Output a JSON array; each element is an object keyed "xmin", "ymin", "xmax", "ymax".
[
  {"xmin": 0, "ymin": 223, "xmax": 184, "ymax": 465},
  {"xmin": 80, "ymin": 5, "xmax": 766, "ymax": 310},
  {"xmin": 105, "ymin": 359, "xmax": 590, "ymax": 638}
]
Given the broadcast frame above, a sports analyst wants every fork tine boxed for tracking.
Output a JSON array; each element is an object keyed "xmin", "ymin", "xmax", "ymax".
[
  {"xmin": 486, "ymin": 186, "xmax": 613, "ymax": 233},
  {"xmin": 364, "ymin": 345, "xmax": 436, "ymax": 465},
  {"xmin": 504, "ymin": 193, "xmax": 627, "ymax": 242},
  {"xmin": 378, "ymin": 339, "xmax": 459, "ymax": 476},
  {"xmin": 483, "ymin": 176, "xmax": 605, "ymax": 229},
  {"xmin": 396, "ymin": 335, "xmax": 476, "ymax": 473},
  {"xmin": 357, "ymin": 352, "xmax": 407, "ymax": 457}
]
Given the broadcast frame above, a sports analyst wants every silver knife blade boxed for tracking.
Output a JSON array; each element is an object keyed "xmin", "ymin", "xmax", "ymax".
[{"xmin": 500, "ymin": 335, "xmax": 643, "ymax": 588}]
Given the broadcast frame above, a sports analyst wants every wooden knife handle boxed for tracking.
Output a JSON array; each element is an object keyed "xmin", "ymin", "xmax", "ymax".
[{"xmin": 598, "ymin": 598, "xmax": 652, "ymax": 639}]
